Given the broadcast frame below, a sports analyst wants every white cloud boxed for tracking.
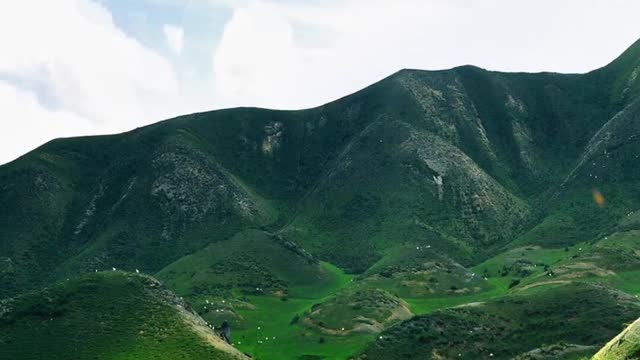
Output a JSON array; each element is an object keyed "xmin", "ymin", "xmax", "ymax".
[
  {"xmin": 164, "ymin": 24, "xmax": 184, "ymax": 55},
  {"xmin": 212, "ymin": 0, "xmax": 640, "ymax": 109},
  {"xmin": 0, "ymin": 0, "xmax": 182, "ymax": 164},
  {"xmin": 212, "ymin": 2, "xmax": 304, "ymax": 109},
  {"xmin": 0, "ymin": 81, "xmax": 94, "ymax": 161}
]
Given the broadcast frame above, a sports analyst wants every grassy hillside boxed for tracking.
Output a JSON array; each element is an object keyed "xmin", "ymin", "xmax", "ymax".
[
  {"xmin": 0, "ymin": 272, "xmax": 246, "ymax": 360},
  {"xmin": 156, "ymin": 229, "xmax": 336, "ymax": 299},
  {"xmin": 593, "ymin": 317, "xmax": 640, "ymax": 360},
  {"xmin": 358, "ymin": 283, "xmax": 640, "ymax": 360}
]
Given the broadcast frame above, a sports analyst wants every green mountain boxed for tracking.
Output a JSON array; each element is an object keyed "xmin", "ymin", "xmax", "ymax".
[{"xmin": 1, "ymin": 38, "xmax": 640, "ymax": 359}]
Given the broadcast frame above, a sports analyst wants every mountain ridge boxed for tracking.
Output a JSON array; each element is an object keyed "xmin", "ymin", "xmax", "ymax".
[
  {"xmin": 3, "ymin": 37, "xmax": 640, "ymax": 292},
  {"xmin": 8, "ymin": 36, "xmax": 640, "ymax": 166}
]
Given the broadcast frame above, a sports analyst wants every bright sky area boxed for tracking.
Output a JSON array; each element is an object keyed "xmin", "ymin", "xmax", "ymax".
[{"xmin": 1, "ymin": 0, "xmax": 640, "ymax": 164}]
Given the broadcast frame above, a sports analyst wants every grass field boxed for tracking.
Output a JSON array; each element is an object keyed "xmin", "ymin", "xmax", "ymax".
[{"xmin": 230, "ymin": 263, "xmax": 375, "ymax": 360}]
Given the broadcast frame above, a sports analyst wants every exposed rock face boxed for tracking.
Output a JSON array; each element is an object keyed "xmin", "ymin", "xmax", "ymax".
[
  {"xmin": 0, "ymin": 298, "xmax": 13, "ymax": 319},
  {"xmin": 150, "ymin": 147, "xmax": 261, "ymax": 222},
  {"xmin": 513, "ymin": 343, "xmax": 596, "ymax": 360},
  {"xmin": 561, "ymin": 98, "xmax": 640, "ymax": 189},
  {"xmin": 74, "ymin": 183, "xmax": 104, "ymax": 235},
  {"xmin": 401, "ymin": 128, "xmax": 530, "ymax": 245},
  {"xmin": 395, "ymin": 71, "xmax": 491, "ymax": 152},
  {"xmin": 262, "ymin": 121, "xmax": 284, "ymax": 155}
]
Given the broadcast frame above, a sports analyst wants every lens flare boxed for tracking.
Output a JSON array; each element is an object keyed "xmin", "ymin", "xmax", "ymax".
[{"xmin": 592, "ymin": 189, "xmax": 606, "ymax": 207}]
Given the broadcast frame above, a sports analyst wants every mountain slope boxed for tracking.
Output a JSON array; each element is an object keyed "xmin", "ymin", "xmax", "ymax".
[
  {"xmin": 593, "ymin": 317, "xmax": 640, "ymax": 360},
  {"xmin": 2, "ymin": 39, "xmax": 640, "ymax": 294},
  {"xmin": 0, "ymin": 272, "xmax": 247, "ymax": 359},
  {"xmin": 358, "ymin": 283, "xmax": 640, "ymax": 360},
  {"xmin": 156, "ymin": 229, "xmax": 338, "ymax": 299}
]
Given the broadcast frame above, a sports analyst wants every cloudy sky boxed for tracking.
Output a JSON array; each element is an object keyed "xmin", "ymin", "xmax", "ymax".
[{"xmin": 1, "ymin": 0, "xmax": 640, "ymax": 165}]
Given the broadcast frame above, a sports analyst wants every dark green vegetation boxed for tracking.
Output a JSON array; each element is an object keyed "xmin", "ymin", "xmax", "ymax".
[
  {"xmin": 2, "ymin": 39, "xmax": 640, "ymax": 359},
  {"xmin": 157, "ymin": 229, "xmax": 336, "ymax": 299},
  {"xmin": 358, "ymin": 284, "xmax": 640, "ymax": 360},
  {"xmin": 0, "ymin": 272, "xmax": 246, "ymax": 359},
  {"xmin": 303, "ymin": 288, "xmax": 412, "ymax": 333}
]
